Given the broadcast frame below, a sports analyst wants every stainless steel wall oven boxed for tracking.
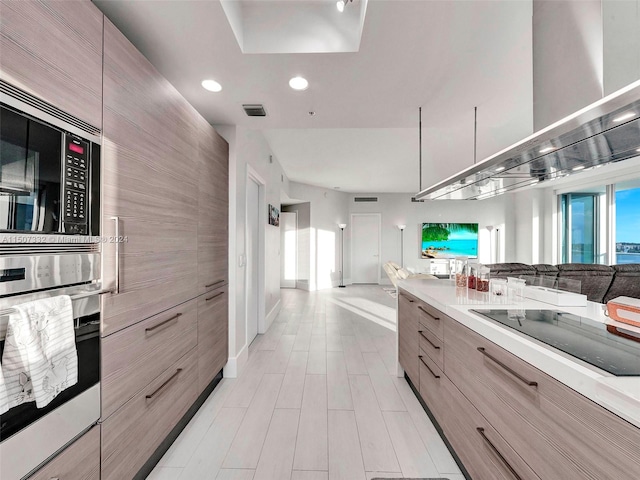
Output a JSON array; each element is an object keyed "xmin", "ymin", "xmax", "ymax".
[{"xmin": 0, "ymin": 84, "xmax": 106, "ymax": 479}]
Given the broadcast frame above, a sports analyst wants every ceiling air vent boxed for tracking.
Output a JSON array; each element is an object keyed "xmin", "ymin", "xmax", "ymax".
[
  {"xmin": 243, "ymin": 104, "xmax": 266, "ymax": 117},
  {"xmin": 354, "ymin": 197, "xmax": 378, "ymax": 202}
]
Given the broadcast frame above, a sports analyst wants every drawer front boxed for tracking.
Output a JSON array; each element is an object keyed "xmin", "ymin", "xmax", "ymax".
[
  {"xmin": 418, "ymin": 326, "xmax": 444, "ymax": 370},
  {"xmin": 439, "ymin": 377, "xmax": 540, "ymax": 480},
  {"xmin": 101, "ymin": 349, "xmax": 199, "ymax": 480},
  {"xmin": 445, "ymin": 319, "xmax": 640, "ymax": 480},
  {"xmin": 197, "ymin": 287, "xmax": 228, "ymax": 392},
  {"xmin": 418, "ymin": 349, "xmax": 446, "ymax": 425},
  {"xmin": 398, "ymin": 291, "xmax": 419, "ymax": 384},
  {"xmin": 101, "ymin": 298, "xmax": 198, "ymax": 419},
  {"xmin": 416, "ymin": 300, "xmax": 444, "ymax": 340},
  {"xmin": 30, "ymin": 426, "xmax": 100, "ymax": 480}
]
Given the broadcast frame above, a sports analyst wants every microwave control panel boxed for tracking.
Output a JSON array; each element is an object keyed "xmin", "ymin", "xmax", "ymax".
[{"xmin": 62, "ymin": 135, "xmax": 88, "ymax": 234}]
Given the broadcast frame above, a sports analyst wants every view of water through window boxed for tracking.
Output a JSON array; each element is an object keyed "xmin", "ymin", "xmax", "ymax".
[{"xmin": 616, "ymin": 185, "xmax": 640, "ymax": 264}]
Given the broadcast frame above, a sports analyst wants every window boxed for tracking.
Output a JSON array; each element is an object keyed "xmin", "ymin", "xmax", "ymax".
[
  {"xmin": 560, "ymin": 188, "xmax": 606, "ymax": 264},
  {"xmin": 615, "ymin": 181, "xmax": 640, "ymax": 264}
]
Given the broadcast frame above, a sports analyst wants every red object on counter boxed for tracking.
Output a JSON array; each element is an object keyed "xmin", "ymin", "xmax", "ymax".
[
  {"xmin": 477, "ymin": 279, "xmax": 490, "ymax": 292},
  {"xmin": 468, "ymin": 275, "xmax": 476, "ymax": 289},
  {"xmin": 607, "ymin": 296, "xmax": 640, "ymax": 328}
]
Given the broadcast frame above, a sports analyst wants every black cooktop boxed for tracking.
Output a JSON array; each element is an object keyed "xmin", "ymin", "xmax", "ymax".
[{"xmin": 471, "ymin": 309, "xmax": 640, "ymax": 376}]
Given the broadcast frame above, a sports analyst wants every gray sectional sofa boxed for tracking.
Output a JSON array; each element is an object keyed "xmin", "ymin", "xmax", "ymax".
[{"xmin": 485, "ymin": 263, "xmax": 640, "ymax": 303}]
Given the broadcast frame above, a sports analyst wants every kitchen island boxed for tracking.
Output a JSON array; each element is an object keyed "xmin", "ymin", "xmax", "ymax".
[{"xmin": 397, "ymin": 278, "xmax": 640, "ymax": 480}]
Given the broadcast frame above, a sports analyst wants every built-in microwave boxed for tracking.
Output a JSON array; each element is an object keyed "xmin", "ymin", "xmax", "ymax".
[{"xmin": 0, "ymin": 104, "xmax": 100, "ymax": 236}]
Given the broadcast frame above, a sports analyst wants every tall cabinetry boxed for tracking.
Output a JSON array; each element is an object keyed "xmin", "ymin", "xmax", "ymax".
[
  {"xmin": 0, "ymin": 0, "xmax": 103, "ymax": 129},
  {"xmin": 100, "ymin": 18, "xmax": 229, "ymax": 480}
]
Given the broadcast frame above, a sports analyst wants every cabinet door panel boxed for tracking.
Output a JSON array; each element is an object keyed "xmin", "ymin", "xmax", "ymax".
[
  {"xmin": 445, "ymin": 318, "xmax": 640, "ymax": 480},
  {"xmin": 101, "ymin": 350, "xmax": 198, "ymax": 480},
  {"xmin": 439, "ymin": 377, "xmax": 540, "ymax": 480},
  {"xmin": 197, "ymin": 118, "xmax": 228, "ymax": 294},
  {"xmin": 101, "ymin": 298, "xmax": 198, "ymax": 419},
  {"xmin": 101, "ymin": 19, "xmax": 198, "ymax": 333},
  {"xmin": 30, "ymin": 425, "xmax": 100, "ymax": 480},
  {"xmin": 0, "ymin": 0, "xmax": 103, "ymax": 128},
  {"xmin": 197, "ymin": 287, "xmax": 228, "ymax": 392}
]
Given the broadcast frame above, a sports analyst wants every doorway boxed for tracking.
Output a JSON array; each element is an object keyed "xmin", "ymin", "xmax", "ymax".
[
  {"xmin": 350, "ymin": 213, "xmax": 381, "ymax": 284},
  {"xmin": 246, "ymin": 174, "xmax": 262, "ymax": 345},
  {"xmin": 280, "ymin": 211, "xmax": 297, "ymax": 288}
]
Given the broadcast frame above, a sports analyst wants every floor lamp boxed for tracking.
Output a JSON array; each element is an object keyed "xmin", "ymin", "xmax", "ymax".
[
  {"xmin": 397, "ymin": 224, "xmax": 406, "ymax": 267},
  {"xmin": 338, "ymin": 223, "xmax": 346, "ymax": 287}
]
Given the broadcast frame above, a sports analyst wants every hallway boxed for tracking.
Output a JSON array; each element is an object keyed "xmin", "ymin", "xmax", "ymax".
[{"xmin": 149, "ymin": 286, "xmax": 463, "ymax": 480}]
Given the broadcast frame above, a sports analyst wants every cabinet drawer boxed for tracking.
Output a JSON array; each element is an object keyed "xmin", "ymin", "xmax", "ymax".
[
  {"xmin": 416, "ymin": 300, "xmax": 444, "ymax": 340},
  {"xmin": 418, "ymin": 349, "xmax": 446, "ymax": 425},
  {"xmin": 445, "ymin": 319, "xmax": 640, "ymax": 480},
  {"xmin": 101, "ymin": 298, "xmax": 197, "ymax": 419},
  {"xmin": 439, "ymin": 377, "xmax": 540, "ymax": 480},
  {"xmin": 418, "ymin": 326, "xmax": 443, "ymax": 371},
  {"xmin": 29, "ymin": 426, "xmax": 100, "ymax": 480},
  {"xmin": 398, "ymin": 291, "xmax": 419, "ymax": 384},
  {"xmin": 101, "ymin": 349, "xmax": 199, "ymax": 480},
  {"xmin": 197, "ymin": 287, "xmax": 228, "ymax": 392}
]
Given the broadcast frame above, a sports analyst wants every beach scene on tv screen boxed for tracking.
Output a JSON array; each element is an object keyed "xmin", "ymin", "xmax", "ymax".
[{"xmin": 421, "ymin": 223, "xmax": 478, "ymax": 258}]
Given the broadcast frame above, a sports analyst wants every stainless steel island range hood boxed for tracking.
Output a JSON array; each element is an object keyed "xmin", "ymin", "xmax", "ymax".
[{"xmin": 415, "ymin": 79, "xmax": 640, "ymax": 201}]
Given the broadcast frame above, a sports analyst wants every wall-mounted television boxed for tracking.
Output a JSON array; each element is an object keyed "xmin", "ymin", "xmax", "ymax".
[{"xmin": 421, "ymin": 223, "xmax": 478, "ymax": 258}]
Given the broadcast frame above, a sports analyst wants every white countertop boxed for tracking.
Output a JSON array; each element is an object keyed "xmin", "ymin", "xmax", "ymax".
[{"xmin": 398, "ymin": 278, "xmax": 640, "ymax": 428}]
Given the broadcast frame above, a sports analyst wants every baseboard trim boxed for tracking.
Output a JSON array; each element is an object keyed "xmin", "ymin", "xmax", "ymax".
[
  {"xmin": 223, "ymin": 342, "xmax": 249, "ymax": 378},
  {"xmin": 265, "ymin": 298, "xmax": 281, "ymax": 327},
  {"xmin": 134, "ymin": 369, "xmax": 224, "ymax": 480}
]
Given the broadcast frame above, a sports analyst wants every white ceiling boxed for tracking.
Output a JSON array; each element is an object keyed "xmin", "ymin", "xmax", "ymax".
[{"xmin": 93, "ymin": 0, "xmax": 534, "ymax": 193}]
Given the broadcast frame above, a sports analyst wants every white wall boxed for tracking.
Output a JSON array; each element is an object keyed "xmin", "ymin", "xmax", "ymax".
[
  {"xmin": 282, "ymin": 203, "xmax": 311, "ymax": 290},
  {"xmin": 603, "ymin": 0, "xmax": 640, "ymax": 95},
  {"xmin": 346, "ymin": 194, "xmax": 511, "ymax": 280},
  {"xmin": 288, "ymin": 183, "xmax": 349, "ymax": 290},
  {"xmin": 216, "ymin": 126, "xmax": 290, "ymax": 376}
]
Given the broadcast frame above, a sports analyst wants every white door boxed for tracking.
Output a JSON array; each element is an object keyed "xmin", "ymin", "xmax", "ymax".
[
  {"xmin": 351, "ymin": 213, "xmax": 381, "ymax": 284},
  {"xmin": 280, "ymin": 211, "xmax": 297, "ymax": 288},
  {"xmin": 246, "ymin": 178, "xmax": 260, "ymax": 344}
]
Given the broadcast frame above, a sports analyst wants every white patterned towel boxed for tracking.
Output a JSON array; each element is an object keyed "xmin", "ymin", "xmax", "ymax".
[{"xmin": 2, "ymin": 296, "xmax": 78, "ymax": 409}]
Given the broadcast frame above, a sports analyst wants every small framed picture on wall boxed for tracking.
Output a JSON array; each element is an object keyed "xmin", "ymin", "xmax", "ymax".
[{"xmin": 268, "ymin": 204, "xmax": 280, "ymax": 226}]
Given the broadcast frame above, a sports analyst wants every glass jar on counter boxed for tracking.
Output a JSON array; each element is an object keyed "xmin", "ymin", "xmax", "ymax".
[
  {"xmin": 454, "ymin": 256, "xmax": 468, "ymax": 288},
  {"xmin": 477, "ymin": 267, "xmax": 490, "ymax": 292},
  {"xmin": 490, "ymin": 278, "xmax": 508, "ymax": 298},
  {"xmin": 467, "ymin": 263, "xmax": 478, "ymax": 289}
]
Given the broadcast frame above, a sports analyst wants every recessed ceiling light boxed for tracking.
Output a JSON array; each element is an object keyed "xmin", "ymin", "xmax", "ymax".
[
  {"xmin": 495, "ymin": 166, "xmax": 505, "ymax": 172},
  {"xmin": 308, "ymin": 111, "xmax": 316, "ymax": 116},
  {"xmin": 636, "ymin": 148, "xmax": 640, "ymax": 152},
  {"xmin": 201, "ymin": 79, "xmax": 222, "ymax": 92},
  {"xmin": 539, "ymin": 146, "xmax": 556, "ymax": 154},
  {"xmin": 572, "ymin": 165, "xmax": 585, "ymax": 171},
  {"xmin": 613, "ymin": 112, "xmax": 636, "ymax": 123},
  {"xmin": 336, "ymin": 0, "xmax": 345, "ymax": 12},
  {"xmin": 289, "ymin": 76, "xmax": 309, "ymax": 91}
]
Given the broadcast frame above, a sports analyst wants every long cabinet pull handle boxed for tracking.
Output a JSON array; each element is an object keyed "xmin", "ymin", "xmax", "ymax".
[
  {"xmin": 146, "ymin": 368, "xmax": 182, "ymax": 401},
  {"xmin": 145, "ymin": 313, "xmax": 182, "ymax": 333},
  {"xmin": 477, "ymin": 427, "xmax": 523, "ymax": 480},
  {"xmin": 477, "ymin": 347, "xmax": 538, "ymax": 387},
  {"xmin": 418, "ymin": 330, "xmax": 440, "ymax": 350},
  {"xmin": 205, "ymin": 279, "xmax": 225, "ymax": 288},
  {"xmin": 206, "ymin": 291, "xmax": 225, "ymax": 302},
  {"xmin": 418, "ymin": 355, "xmax": 440, "ymax": 379},
  {"xmin": 417, "ymin": 305, "xmax": 439, "ymax": 320},
  {"xmin": 111, "ymin": 216, "xmax": 120, "ymax": 295}
]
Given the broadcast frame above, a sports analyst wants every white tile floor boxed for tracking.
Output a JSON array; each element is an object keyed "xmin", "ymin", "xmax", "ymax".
[{"xmin": 148, "ymin": 286, "xmax": 465, "ymax": 480}]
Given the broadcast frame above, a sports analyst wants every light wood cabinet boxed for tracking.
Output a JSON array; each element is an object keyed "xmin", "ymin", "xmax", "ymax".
[
  {"xmin": 398, "ymin": 287, "xmax": 640, "ymax": 480},
  {"xmin": 397, "ymin": 292, "xmax": 419, "ymax": 385},
  {"xmin": 197, "ymin": 286, "xmax": 228, "ymax": 392},
  {"xmin": 197, "ymin": 116, "xmax": 229, "ymax": 296},
  {"xmin": 29, "ymin": 425, "xmax": 100, "ymax": 480},
  {"xmin": 101, "ymin": 298, "xmax": 198, "ymax": 419},
  {"xmin": 438, "ymin": 376, "xmax": 540, "ymax": 480},
  {"xmin": 101, "ymin": 18, "xmax": 200, "ymax": 335},
  {"xmin": 0, "ymin": 0, "xmax": 103, "ymax": 128},
  {"xmin": 445, "ymin": 318, "xmax": 640, "ymax": 480},
  {"xmin": 101, "ymin": 349, "xmax": 199, "ymax": 480}
]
